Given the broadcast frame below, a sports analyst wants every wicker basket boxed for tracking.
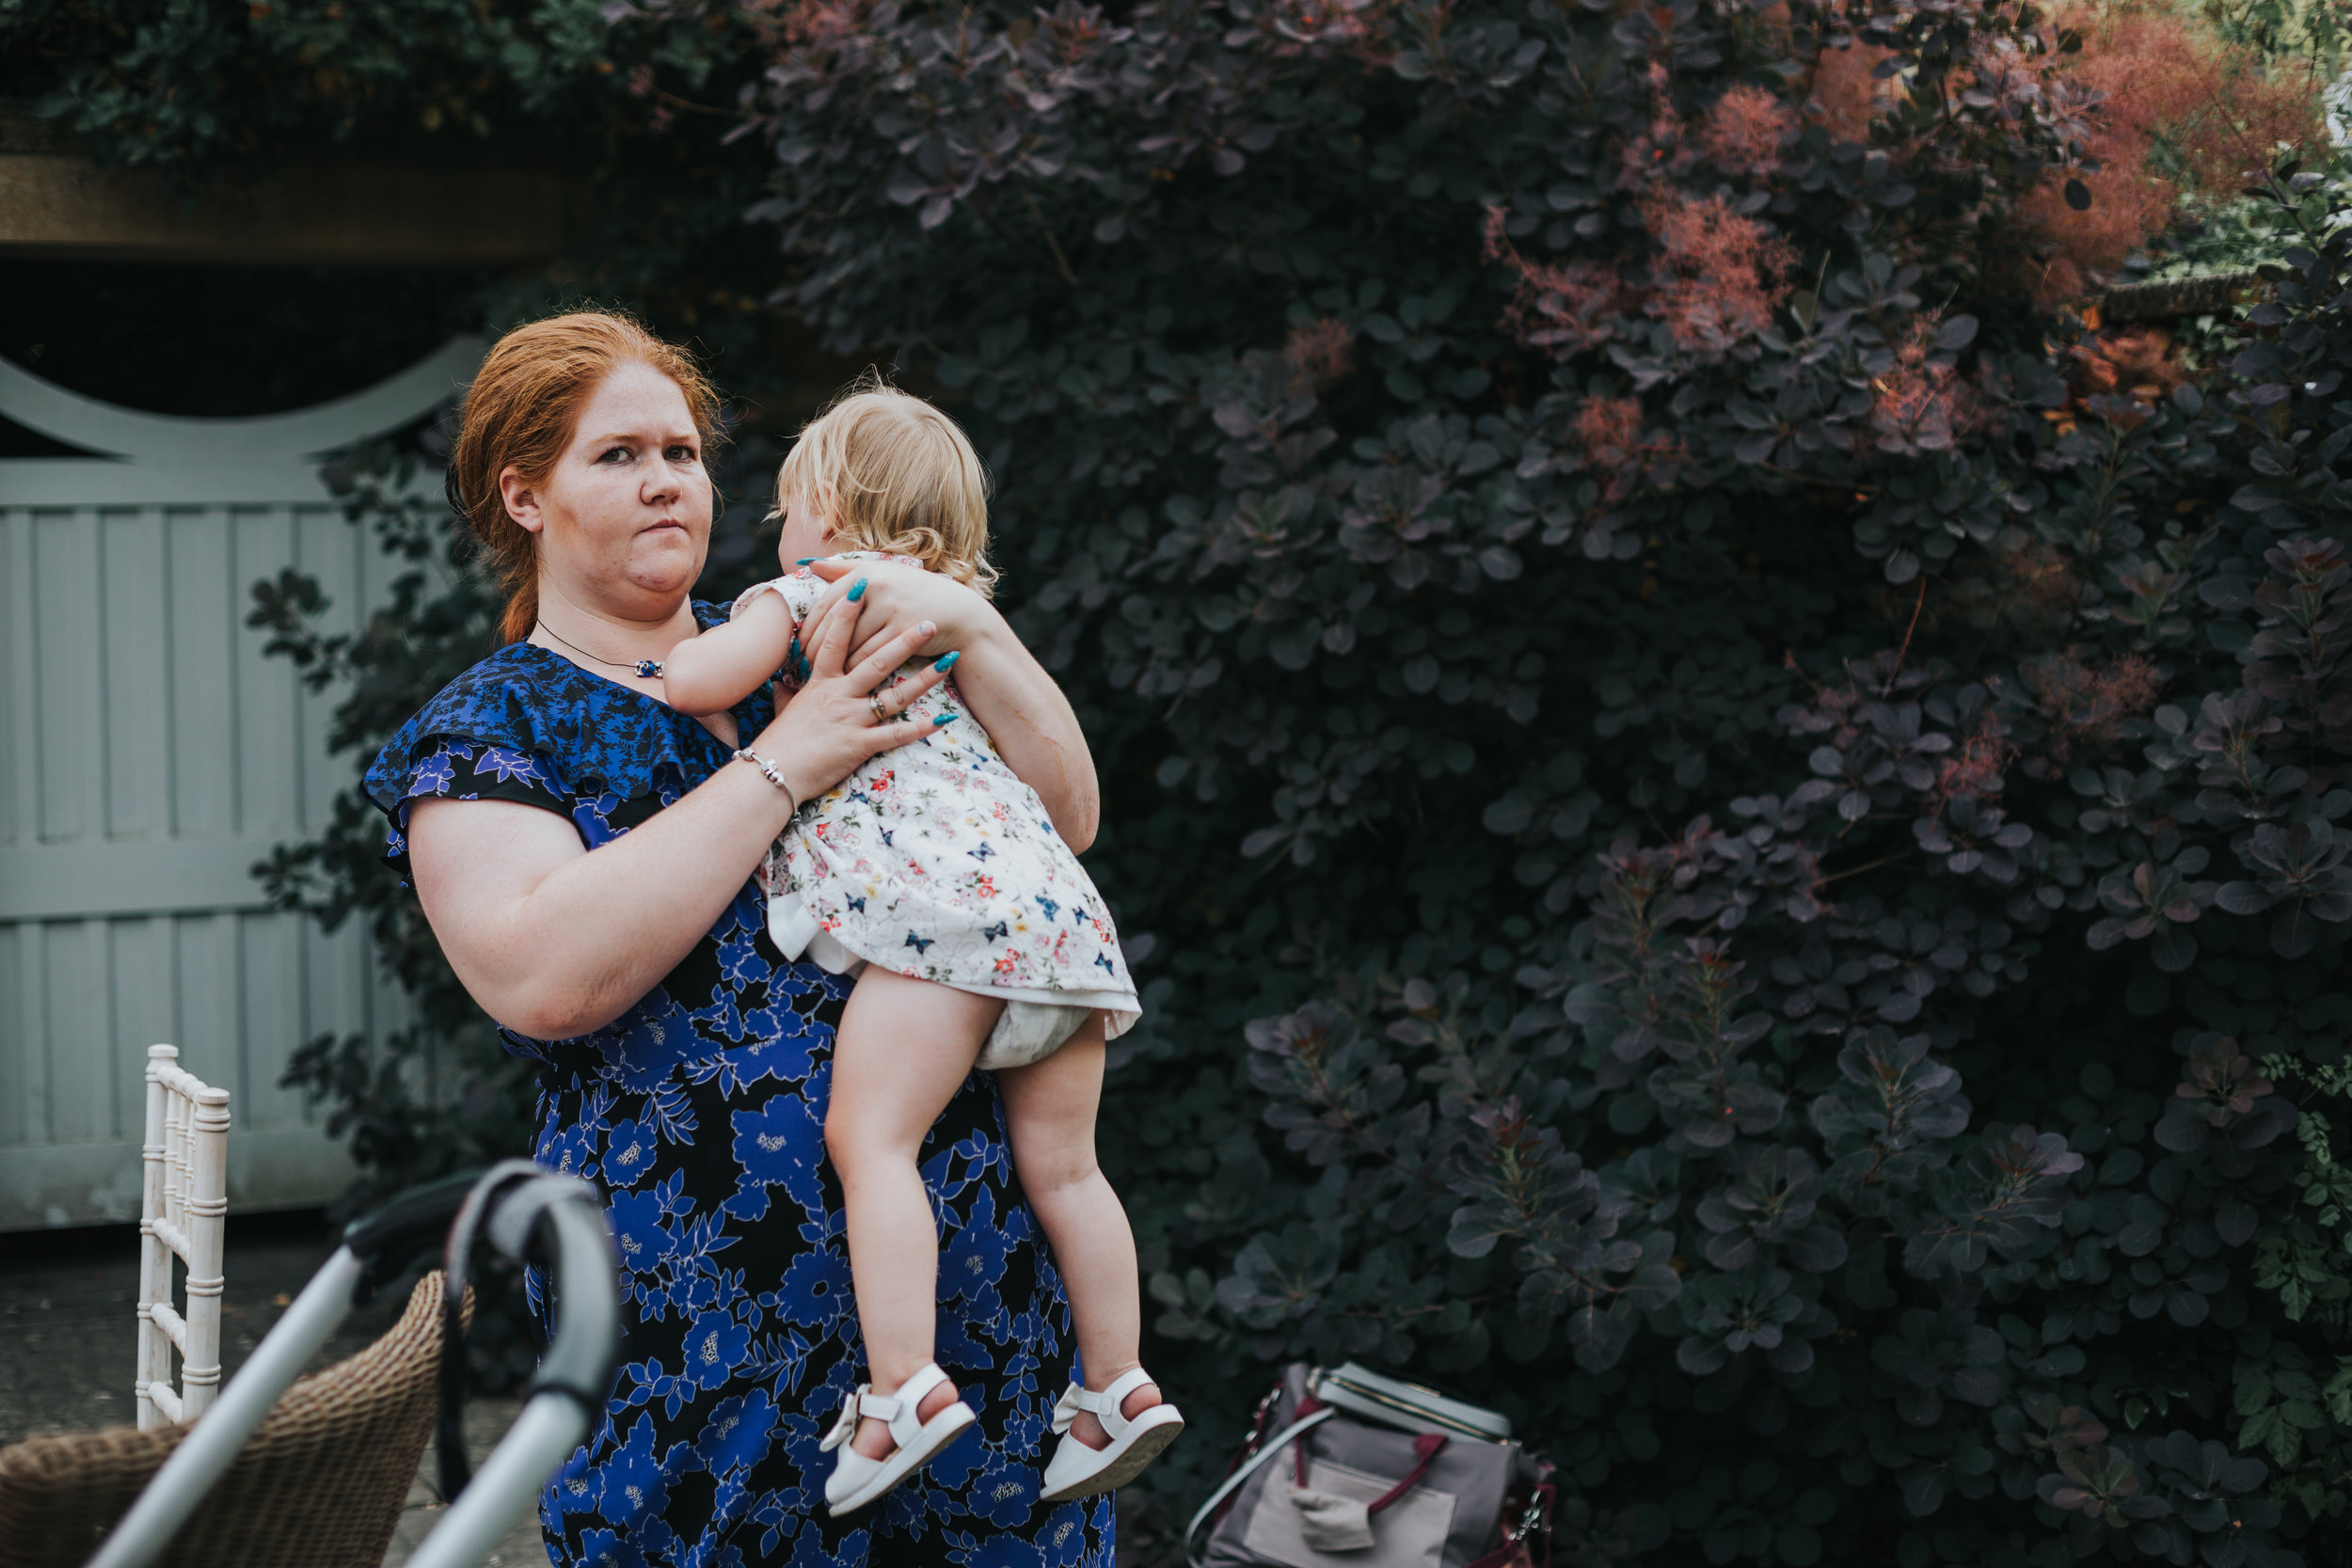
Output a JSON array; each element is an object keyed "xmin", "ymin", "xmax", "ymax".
[{"xmin": 0, "ymin": 1270, "xmax": 461, "ymax": 1568}]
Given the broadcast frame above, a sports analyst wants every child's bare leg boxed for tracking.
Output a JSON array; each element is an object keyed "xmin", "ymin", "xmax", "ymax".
[
  {"xmin": 996, "ymin": 1017, "xmax": 1162, "ymax": 1449},
  {"xmin": 826, "ymin": 967, "xmax": 1000, "ymax": 1459}
]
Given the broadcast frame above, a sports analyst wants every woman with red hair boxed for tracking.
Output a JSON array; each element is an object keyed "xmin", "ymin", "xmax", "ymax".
[{"xmin": 365, "ymin": 311, "xmax": 1112, "ymax": 1564}]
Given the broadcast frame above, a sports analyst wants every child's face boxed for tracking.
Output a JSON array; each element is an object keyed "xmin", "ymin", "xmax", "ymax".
[{"xmin": 776, "ymin": 490, "xmax": 833, "ymax": 570}]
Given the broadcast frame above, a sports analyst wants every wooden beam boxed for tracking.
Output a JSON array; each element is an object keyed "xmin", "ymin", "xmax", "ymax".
[
  {"xmin": 0, "ymin": 154, "xmax": 575, "ymax": 265},
  {"xmin": 2099, "ymin": 269, "xmax": 2268, "ymax": 325}
]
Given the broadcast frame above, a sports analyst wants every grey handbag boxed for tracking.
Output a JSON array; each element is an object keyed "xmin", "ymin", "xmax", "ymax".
[{"xmin": 1184, "ymin": 1364, "xmax": 1551, "ymax": 1568}]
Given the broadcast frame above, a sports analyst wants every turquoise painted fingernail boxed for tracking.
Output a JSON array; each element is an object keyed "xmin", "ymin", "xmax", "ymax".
[
  {"xmin": 933, "ymin": 650, "xmax": 961, "ymax": 672},
  {"xmin": 795, "ymin": 557, "xmax": 815, "ymax": 564},
  {"xmin": 935, "ymin": 714, "xmax": 958, "ymax": 725},
  {"xmin": 847, "ymin": 578, "xmax": 867, "ymax": 602}
]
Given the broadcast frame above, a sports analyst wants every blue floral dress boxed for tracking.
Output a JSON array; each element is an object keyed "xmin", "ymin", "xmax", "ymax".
[{"xmin": 365, "ymin": 603, "xmax": 1115, "ymax": 1567}]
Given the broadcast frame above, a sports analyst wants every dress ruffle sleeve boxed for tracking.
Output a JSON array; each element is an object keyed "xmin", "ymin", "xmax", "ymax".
[{"xmin": 362, "ymin": 602, "xmax": 773, "ymax": 881}]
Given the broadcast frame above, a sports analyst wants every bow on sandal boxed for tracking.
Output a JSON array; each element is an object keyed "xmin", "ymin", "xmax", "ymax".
[
  {"xmin": 818, "ymin": 1362, "xmax": 978, "ymax": 1515},
  {"xmin": 1039, "ymin": 1368, "xmax": 1185, "ymax": 1503}
]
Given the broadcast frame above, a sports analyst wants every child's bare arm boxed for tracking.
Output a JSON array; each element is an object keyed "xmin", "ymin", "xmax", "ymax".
[{"xmin": 664, "ymin": 592, "xmax": 796, "ymax": 716}]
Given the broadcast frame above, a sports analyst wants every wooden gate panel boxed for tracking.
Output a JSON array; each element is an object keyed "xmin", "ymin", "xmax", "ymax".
[
  {"xmin": 0, "ymin": 340, "xmax": 472, "ymax": 1227},
  {"xmin": 167, "ymin": 509, "xmax": 241, "ymax": 838},
  {"xmin": 103, "ymin": 508, "xmax": 172, "ymax": 842}
]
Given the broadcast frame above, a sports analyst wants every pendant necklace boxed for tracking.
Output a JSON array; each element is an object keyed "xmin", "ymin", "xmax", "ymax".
[{"xmin": 536, "ymin": 622, "xmax": 668, "ymax": 679}]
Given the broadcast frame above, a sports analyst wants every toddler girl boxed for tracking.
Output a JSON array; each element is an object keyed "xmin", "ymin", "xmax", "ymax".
[{"xmin": 663, "ymin": 383, "xmax": 1181, "ymax": 1516}]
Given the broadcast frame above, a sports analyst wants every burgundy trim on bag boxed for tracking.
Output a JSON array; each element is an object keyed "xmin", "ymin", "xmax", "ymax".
[
  {"xmin": 1364, "ymin": 1438, "xmax": 1449, "ymax": 1523},
  {"xmin": 1291, "ymin": 1395, "xmax": 1326, "ymax": 1488},
  {"xmin": 1211, "ymin": 1378, "xmax": 1293, "ymax": 1536},
  {"xmin": 1365, "ymin": 1432, "xmax": 1450, "ymax": 1515},
  {"xmin": 1288, "ymin": 1399, "xmax": 1449, "ymax": 1513}
]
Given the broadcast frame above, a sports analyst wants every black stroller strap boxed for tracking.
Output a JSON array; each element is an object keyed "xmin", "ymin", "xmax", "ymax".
[{"xmin": 437, "ymin": 1160, "xmax": 547, "ymax": 1501}]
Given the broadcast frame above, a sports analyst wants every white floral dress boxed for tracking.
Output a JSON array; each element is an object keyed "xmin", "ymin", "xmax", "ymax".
[{"xmin": 730, "ymin": 555, "xmax": 1139, "ymax": 1068}]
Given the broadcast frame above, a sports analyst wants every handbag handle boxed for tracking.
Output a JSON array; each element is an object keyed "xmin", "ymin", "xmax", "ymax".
[
  {"xmin": 1365, "ymin": 1432, "xmax": 1449, "ymax": 1515},
  {"xmin": 1182, "ymin": 1406, "xmax": 1337, "ymax": 1568}
]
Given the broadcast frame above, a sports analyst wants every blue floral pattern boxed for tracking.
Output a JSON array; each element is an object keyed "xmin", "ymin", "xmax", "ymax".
[{"xmin": 368, "ymin": 606, "xmax": 1114, "ymax": 1566}]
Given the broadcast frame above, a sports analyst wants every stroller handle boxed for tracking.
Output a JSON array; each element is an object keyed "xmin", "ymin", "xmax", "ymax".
[
  {"xmin": 83, "ymin": 1165, "xmax": 620, "ymax": 1568},
  {"xmin": 404, "ymin": 1189, "xmax": 619, "ymax": 1568}
]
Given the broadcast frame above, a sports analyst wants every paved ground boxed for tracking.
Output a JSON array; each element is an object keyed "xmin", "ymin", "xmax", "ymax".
[
  {"xmin": 386, "ymin": 1395, "xmax": 548, "ymax": 1567},
  {"xmin": 0, "ymin": 1214, "xmax": 547, "ymax": 1566}
]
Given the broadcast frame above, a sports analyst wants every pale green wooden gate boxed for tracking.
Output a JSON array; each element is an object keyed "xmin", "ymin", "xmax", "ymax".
[{"xmin": 0, "ymin": 341, "xmax": 479, "ymax": 1227}]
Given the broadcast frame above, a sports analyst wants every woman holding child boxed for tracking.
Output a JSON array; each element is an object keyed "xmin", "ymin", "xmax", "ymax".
[{"xmin": 367, "ymin": 311, "xmax": 1175, "ymax": 1565}]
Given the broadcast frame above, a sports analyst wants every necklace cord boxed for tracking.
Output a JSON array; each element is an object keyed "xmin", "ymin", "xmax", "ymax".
[{"xmin": 536, "ymin": 622, "xmax": 668, "ymax": 680}]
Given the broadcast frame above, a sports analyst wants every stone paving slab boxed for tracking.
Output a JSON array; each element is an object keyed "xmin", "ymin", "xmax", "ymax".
[{"xmin": 386, "ymin": 1395, "xmax": 548, "ymax": 1567}]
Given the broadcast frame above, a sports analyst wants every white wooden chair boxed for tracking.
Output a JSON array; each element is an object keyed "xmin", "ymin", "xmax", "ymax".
[{"xmin": 135, "ymin": 1045, "xmax": 230, "ymax": 1429}]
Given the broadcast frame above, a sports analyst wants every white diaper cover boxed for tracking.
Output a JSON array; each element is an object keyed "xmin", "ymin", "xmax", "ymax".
[{"xmin": 769, "ymin": 893, "xmax": 1120, "ymax": 1069}]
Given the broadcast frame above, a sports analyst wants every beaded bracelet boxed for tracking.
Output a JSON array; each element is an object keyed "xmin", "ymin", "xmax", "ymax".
[{"xmin": 733, "ymin": 748, "xmax": 801, "ymax": 817}]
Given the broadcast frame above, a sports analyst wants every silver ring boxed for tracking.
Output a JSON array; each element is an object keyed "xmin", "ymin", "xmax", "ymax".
[{"xmin": 869, "ymin": 692, "xmax": 889, "ymax": 721}]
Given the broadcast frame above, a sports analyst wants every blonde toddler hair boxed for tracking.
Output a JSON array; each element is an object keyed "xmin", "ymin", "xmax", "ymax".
[{"xmin": 774, "ymin": 377, "xmax": 996, "ymax": 596}]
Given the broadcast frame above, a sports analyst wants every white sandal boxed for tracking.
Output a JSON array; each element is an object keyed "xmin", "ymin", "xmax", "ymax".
[
  {"xmin": 1039, "ymin": 1367, "xmax": 1185, "ymax": 1503},
  {"xmin": 818, "ymin": 1362, "xmax": 978, "ymax": 1515}
]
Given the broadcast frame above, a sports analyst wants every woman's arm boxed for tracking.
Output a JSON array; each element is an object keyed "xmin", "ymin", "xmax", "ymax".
[
  {"xmin": 408, "ymin": 607, "xmax": 954, "ymax": 1040},
  {"xmin": 800, "ymin": 560, "xmax": 1101, "ymax": 850},
  {"xmin": 663, "ymin": 591, "xmax": 794, "ymax": 717}
]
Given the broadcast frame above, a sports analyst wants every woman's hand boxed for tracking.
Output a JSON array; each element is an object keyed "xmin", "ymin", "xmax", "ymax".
[
  {"xmin": 796, "ymin": 557, "xmax": 977, "ymax": 670},
  {"xmin": 798, "ymin": 560, "xmax": 1103, "ymax": 848},
  {"xmin": 750, "ymin": 589, "xmax": 958, "ymax": 809}
]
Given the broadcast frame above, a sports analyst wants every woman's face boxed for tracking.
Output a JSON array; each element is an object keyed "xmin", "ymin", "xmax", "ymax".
[{"xmin": 501, "ymin": 362, "xmax": 712, "ymax": 623}]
